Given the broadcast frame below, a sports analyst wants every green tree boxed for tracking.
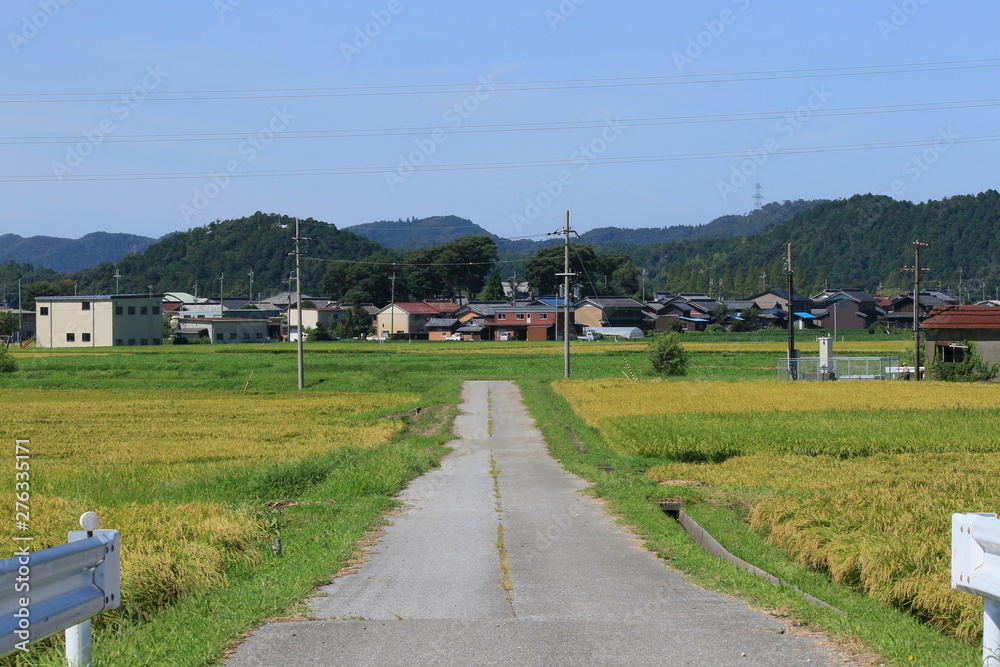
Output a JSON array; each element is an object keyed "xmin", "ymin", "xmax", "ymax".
[
  {"xmin": 479, "ymin": 269, "xmax": 504, "ymax": 300},
  {"xmin": 323, "ymin": 254, "xmax": 396, "ymax": 305},
  {"xmin": 648, "ymin": 331, "xmax": 690, "ymax": 376},
  {"xmin": 0, "ymin": 312, "xmax": 20, "ymax": 337},
  {"xmin": 334, "ymin": 304, "xmax": 374, "ymax": 339}
]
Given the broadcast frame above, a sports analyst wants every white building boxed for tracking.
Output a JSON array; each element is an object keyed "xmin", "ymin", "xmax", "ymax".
[{"xmin": 35, "ymin": 295, "xmax": 163, "ymax": 348}]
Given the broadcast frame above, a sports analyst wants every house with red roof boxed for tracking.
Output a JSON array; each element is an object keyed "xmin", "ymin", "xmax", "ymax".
[{"xmin": 921, "ymin": 305, "xmax": 1000, "ymax": 374}]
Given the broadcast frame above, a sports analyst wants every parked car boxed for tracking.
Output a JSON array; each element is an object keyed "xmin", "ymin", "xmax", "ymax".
[{"xmin": 445, "ymin": 333, "xmax": 463, "ymax": 341}]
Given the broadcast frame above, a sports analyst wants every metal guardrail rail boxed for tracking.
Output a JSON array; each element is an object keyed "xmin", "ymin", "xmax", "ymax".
[
  {"xmin": 0, "ymin": 513, "xmax": 120, "ymax": 665},
  {"xmin": 952, "ymin": 512, "xmax": 1000, "ymax": 666}
]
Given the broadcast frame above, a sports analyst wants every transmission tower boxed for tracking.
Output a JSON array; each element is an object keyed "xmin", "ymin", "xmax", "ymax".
[{"xmin": 753, "ymin": 183, "xmax": 764, "ymax": 210}]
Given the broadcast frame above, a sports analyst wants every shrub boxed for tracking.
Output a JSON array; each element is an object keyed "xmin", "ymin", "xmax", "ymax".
[
  {"xmin": 929, "ymin": 340, "xmax": 999, "ymax": 382},
  {"xmin": 0, "ymin": 347, "xmax": 16, "ymax": 373},
  {"xmin": 648, "ymin": 331, "xmax": 689, "ymax": 376}
]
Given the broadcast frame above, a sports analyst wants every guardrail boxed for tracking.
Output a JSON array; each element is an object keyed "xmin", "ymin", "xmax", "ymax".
[
  {"xmin": 0, "ymin": 513, "xmax": 120, "ymax": 666},
  {"xmin": 952, "ymin": 512, "xmax": 1000, "ymax": 666}
]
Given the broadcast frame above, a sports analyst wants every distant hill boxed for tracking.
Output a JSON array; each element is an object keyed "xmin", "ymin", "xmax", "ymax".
[
  {"xmin": 347, "ymin": 215, "xmax": 500, "ymax": 250},
  {"xmin": 0, "ymin": 231, "xmax": 157, "ymax": 272},
  {"xmin": 631, "ymin": 191, "xmax": 1000, "ymax": 298},
  {"xmin": 575, "ymin": 200, "xmax": 826, "ymax": 247},
  {"xmin": 72, "ymin": 213, "xmax": 387, "ymax": 297}
]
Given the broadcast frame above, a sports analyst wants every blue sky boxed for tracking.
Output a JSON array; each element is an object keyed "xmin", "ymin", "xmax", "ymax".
[{"xmin": 2, "ymin": 1, "xmax": 998, "ymax": 241}]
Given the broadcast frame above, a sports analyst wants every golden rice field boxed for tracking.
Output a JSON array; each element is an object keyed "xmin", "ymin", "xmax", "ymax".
[
  {"xmin": 554, "ymin": 379, "xmax": 1000, "ymax": 640},
  {"xmin": 0, "ymin": 388, "xmax": 418, "ymax": 619}
]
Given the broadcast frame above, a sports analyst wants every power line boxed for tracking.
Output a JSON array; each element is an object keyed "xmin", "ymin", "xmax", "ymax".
[
  {"xmin": 2, "ymin": 59, "xmax": 997, "ymax": 103},
  {"xmin": 4, "ymin": 97, "xmax": 998, "ymax": 145},
  {"xmin": 5, "ymin": 133, "xmax": 999, "ymax": 183}
]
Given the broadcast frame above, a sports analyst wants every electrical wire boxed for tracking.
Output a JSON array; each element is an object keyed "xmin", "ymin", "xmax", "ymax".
[
  {"xmin": 4, "ymin": 134, "xmax": 998, "ymax": 183},
  {"xmin": 1, "ymin": 59, "xmax": 997, "ymax": 103},
  {"xmin": 3, "ymin": 97, "xmax": 997, "ymax": 145}
]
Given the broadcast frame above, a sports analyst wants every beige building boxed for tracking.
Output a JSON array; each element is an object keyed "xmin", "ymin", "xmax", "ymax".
[
  {"xmin": 35, "ymin": 295, "xmax": 163, "ymax": 348},
  {"xmin": 176, "ymin": 317, "xmax": 269, "ymax": 344}
]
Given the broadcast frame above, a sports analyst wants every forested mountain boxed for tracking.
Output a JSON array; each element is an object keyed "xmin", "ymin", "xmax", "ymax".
[
  {"xmin": 634, "ymin": 191, "xmax": 1000, "ymax": 299},
  {"xmin": 347, "ymin": 215, "xmax": 500, "ymax": 250},
  {"xmin": 0, "ymin": 232, "xmax": 157, "ymax": 272},
  {"xmin": 574, "ymin": 199, "xmax": 825, "ymax": 247},
  {"xmin": 70, "ymin": 213, "xmax": 386, "ymax": 297}
]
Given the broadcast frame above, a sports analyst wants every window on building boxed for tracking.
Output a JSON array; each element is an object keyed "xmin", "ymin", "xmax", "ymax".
[
  {"xmin": 140, "ymin": 306, "xmax": 148, "ymax": 315},
  {"xmin": 216, "ymin": 333, "xmax": 224, "ymax": 341},
  {"xmin": 516, "ymin": 313, "xmax": 526, "ymax": 320},
  {"xmin": 938, "ymin": 344, "xmax": 967, "ymax": 363},
  {"xmin": 497, "ymin": 313, "xmax": 507, "ymax": 320},
  {"xmin": 66, "ymin": 333, "xmax": 75, "ymax": 342},
  {"xmin": 128, "ymin": 306, "xmax": 135, "ymax": 315},
  {"xmin": 82, "ymin": 302, "xmax": 90, "ymax": 311},
  {"xmin": 140, "ymin": 339, "xmax": 148, "ymax": 346},
  {"xmin": 115, "ymin": 306, "xmax": 123, "ymax": 315},
  {"xmin": 243, "ymin": 332, "xmax": 250, "ymax": 339},
  {"xmin": 127, "ymin": 339, "xmax": 136, "ymax": 346},
  {"xmin": 152, "ymin": 306, "xmax": 160, "ymax": 315},
  {"xmin": 82, "ymin": 333, "xmax": 91, "ymax": 342},
  {"xmin": 229, "ymin": 333, "xmax": 237, "ymax": 340},
  {"xmin": 115, "ymin": 339, "xmax": 124, "ymax": 346},
  {"xmin": 538, "ymin": 313, "xmax": 548, "ymax": 320},
  {"xmin": 40, "ymin": 307, "xmax": 49, "ymax": 316}
]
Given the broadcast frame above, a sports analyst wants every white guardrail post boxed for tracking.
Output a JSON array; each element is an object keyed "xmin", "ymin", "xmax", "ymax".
[
  {"xmin": 952, "ymin": 512, "xmax": 1000, "ymax": 666},
  {"xmin": 0, "ymin": 512, "xmax": 120, "ymax": 666}
]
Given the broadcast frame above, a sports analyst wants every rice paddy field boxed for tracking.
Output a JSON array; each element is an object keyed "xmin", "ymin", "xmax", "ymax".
[
  {"xmin": 554, "ymin": 378, "xmax": 1000, "ymax": 647},
  {"xmin": 0, "ymin": 329, "xmax": 983, "ymax": 665}
]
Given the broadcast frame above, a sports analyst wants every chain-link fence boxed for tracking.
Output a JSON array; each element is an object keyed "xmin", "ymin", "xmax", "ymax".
[{"xmin": 777, "ymin": 356, "xmax": 900, "ymax": 381}]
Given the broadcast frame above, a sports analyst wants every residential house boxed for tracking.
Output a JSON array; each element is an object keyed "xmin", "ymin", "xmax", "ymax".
[
  {"xmin": 921, "ymin": 305, "xmax": 1000, "ymax": 375},
  {"xmin": 487, "ymin": 303, "xmax": 568, "ymax": 341},
  {"xmin": 573, "ymin": 296, "xmax": 646, "ymax": 330},
  {"xmin": 176, "ymin": 317, "xmax": 270, "ymax": 344},
  {"xmin": 375, "ymin": 302, "xmax": 457, "ymax": 337},
  {"xmin": 747, "ymin": 289, "xmax": 816, "ymax": 329},
  {"xmin": 36, "ymin": 294, "xmax": 163, "ymax": 348},
  {"xmin": 812, "ymin": 289, "xmax": 882, "ymax": 330},
  {"xmin": 887, "ymin": 291, "xmax": 958, "ymax": 329}
]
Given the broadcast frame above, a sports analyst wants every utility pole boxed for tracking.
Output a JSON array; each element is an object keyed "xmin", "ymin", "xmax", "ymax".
[
  {"xmin": 219, "ymin": 273, "xmax": 224, "ymax": 315},
  {"xmin": 17, "ymin": 279, "xmax": 21, "ymax": 342},
  {"xmin": 785, "ymin": 244, "xmax": 796, "ymax": 380},
  {"xmin": 248, "ymin": 269, "xmax": 254, "ymax": 304},
  {"xmin": 113, "ymin": 269, "xmax": 121, "ymax": 294},
  {"xmin": 290, "ymin": 218, "xmax": 312, "ymax": 390},
  {"xmin": 641, "ymin": 268, "xmax": 647, "ymax": 302},
  {"xmin": 900, "ymin": 241, "xmax": 930, "ymax": 381},
  {"xmin": 550, "ymin": 211, "xmax": 578, "ymax": 379},
  {"xmin": 389, "ymin": 270, "xmax": 396, "ymax": 339}
]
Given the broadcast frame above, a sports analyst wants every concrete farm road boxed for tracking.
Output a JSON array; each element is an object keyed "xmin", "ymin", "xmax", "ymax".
[{"xmin": 227, "ymin": 381, "xmax": 853, "ymax": 666}]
